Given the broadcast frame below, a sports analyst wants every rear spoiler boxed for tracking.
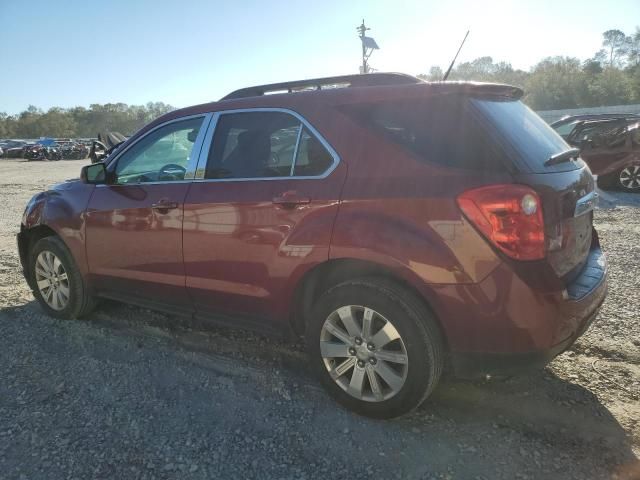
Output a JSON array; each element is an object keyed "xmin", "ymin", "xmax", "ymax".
[{"xmin": 427, "ymin": 81, "xmax": 524, "ymax": 99}]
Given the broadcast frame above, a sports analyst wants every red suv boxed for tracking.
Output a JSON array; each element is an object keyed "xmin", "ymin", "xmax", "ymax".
[{"xmin": 18, "ymin": 73, "xmax": 607, "ymax": 418}]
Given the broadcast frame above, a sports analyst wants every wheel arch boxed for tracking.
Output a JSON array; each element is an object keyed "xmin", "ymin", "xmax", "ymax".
[
  {"xmin": 289, "ymin": 257, "xmax": 449, "ymax": 351},
  {"xmin": 19, "ymin": 224, "xmax": 64, "ymax": 288}
]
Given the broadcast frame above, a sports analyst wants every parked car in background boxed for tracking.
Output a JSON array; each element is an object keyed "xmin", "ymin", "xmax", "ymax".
[
  {"xmin": 550, "ymin": 113, "xmax": 640, "ymax": 140},
  {"xmin": 45, "ymin": 145, "xmax": 62, "ymax": 160},
  {"xmin": 0, "ymin": 146, "xmax": 3, "ymax": 157},
  {"xmin": 24, "ymin": 142, "xmax": 62, "ymax": 161},
  {"xmin": 1, "ymin": 140, "xmax": 28, "ymax": 158},
  {"xmin": 23, "ymin": 144, "xmax": 47, "ymax": 161},
  {"xmin": 18, "ymin": 74, "xmax": 607, "ymax": 418},
  {"xmin": 58, "ymin": 141, "xmax": 88, "ymax": 159},
  {"xmin": 552, "ymin": 115, "xmax": 640, "ymax": 191}
]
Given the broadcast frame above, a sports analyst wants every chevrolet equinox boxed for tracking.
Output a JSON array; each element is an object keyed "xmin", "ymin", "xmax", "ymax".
[{"xmin": 18, "ymin": 73, "xmax": 607, "ymax": 418}]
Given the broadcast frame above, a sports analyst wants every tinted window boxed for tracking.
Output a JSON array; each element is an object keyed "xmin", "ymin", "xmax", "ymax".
[
  {"xmin": 553, "ymin": 121, "xmax": 579, "ymax": 138},
  {"xmin": 345, "ymin": 97, "xmax": 506, "ymax": 171},
  {"xmin": 294, "ymin": 128, "xmax": 334, "ymax": 176},
  {"xmin": 115, "ymin": 117, "xmax": 204, "ymax": 184},
  {"xmin": 206, "ymin": 112, "xmax": 298, "ymax": 179},
  {"xmin": 205, "ymin": 111, "xmax": 334, "ymax": 179},
  {"xmin": 472, "ymin": 99, "xmax": 577, "ymax": 172}
]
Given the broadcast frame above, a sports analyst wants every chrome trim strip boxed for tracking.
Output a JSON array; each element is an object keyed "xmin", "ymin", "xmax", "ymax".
[
  {"xmin": 193, "ymin": 107, "xmax": 340, "ymax": 182},
  {"xmin": 105, "ymin": 113, "xmax": 212, "ymax": 184},
  {"xmin": 194, "ymin": 112, "xmax": 221, "ymax": 180},
  {"xmin": 184, "ymin": 113, "xmax": 214, "ymax": 180},
  {"xmin": 96, "ymin": 180, "xmax": 193, "ymax": 188},
  {"xmin": 290, "ymin": 123, "xmax": 304, "ymax": 176}
]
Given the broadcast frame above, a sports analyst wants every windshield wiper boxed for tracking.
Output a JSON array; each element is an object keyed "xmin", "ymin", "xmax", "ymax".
[{"xmin": 544, "ymin": 148, "xmax": 580, "ymax": 167}]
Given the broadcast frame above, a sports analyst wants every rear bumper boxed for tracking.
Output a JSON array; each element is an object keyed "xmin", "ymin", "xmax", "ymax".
[
  {"xmin": 450, "ymin": 307, "xmax": 598, "ymax": 378},
  {"xmin": 430, "ymin": 246, "xmax": 607, "ymax": 379}
]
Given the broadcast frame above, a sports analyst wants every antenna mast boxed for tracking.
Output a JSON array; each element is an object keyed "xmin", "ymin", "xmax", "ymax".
[{"xmin": 443, "ymin": 30, "xmax": 470, "ymax": 81}]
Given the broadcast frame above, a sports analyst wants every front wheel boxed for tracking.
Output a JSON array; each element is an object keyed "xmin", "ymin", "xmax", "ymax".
[
  {"xmin": 306, "ymin": 277, "xmax": 444, "ymax": 418},
  {"xmin": 29, "ymin": 236, "xmax": 95, "ymax": 319}
]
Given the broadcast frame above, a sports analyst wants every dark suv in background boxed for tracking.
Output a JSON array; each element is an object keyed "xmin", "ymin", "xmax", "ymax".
[
  {"xmin": 19, "ymin": 73, "xmax": 607, "ymax": 418},
  {"xmin": 551, "ymin": 114, "xmax": 640, "ymax": 191}
]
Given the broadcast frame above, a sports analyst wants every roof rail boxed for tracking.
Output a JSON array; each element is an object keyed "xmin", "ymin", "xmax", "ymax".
[{"xmin": 221, "ymin": 73, "xmax": 422, "ymax": 100}]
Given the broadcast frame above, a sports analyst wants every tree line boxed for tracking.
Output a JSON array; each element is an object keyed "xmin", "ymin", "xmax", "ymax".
[
  {"xmin": 420, "ymin": 28, "xmax": 640, "ymax": 110},
  {"xmin": 0, "ymin": 102, "xmax": 175, "ymax": 139},
  {"xmin": 1, "ymin": 28, "xmax": 639, "ymax": 139}
]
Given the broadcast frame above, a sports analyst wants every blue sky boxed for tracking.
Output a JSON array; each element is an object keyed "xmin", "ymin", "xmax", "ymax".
[{"xmin": 1, "ymin": 0, "xmax": 638, "ymax": 114}]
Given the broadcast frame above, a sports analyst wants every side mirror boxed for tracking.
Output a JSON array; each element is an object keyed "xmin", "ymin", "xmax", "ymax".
[{"xmin": 81, "ymin": 163, "xmax": 107, "ymax": 184}]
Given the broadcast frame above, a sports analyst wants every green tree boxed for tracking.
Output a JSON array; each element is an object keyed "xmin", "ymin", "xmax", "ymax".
[
  {"xmin": 600, "ymin": 29, "xmax": 630, "ymax": 67},
  {"xmin": 628, "ymin": 27, "xmax": 640, "ymax": 67},
  {"xmin": 524, "ymin": 57, "xmax": 588, "ymax": 109}
]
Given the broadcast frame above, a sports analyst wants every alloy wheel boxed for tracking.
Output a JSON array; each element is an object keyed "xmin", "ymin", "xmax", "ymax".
[
  {"xmin": 619, "ymin": 165, "xmax": 640, "ymax": 190},
  {"xmin": 320, "ymin": 305, "xmax": 408, "ymax": 402},
  {"xmin": 34, "ymin": 250, "xmax": 70, "ymax": 311}
]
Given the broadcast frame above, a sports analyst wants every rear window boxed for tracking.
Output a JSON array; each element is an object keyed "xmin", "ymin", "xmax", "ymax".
[
  {"xmin": 344, "ymin": 97, "xmax": 507, "ymax": 171},
  {"xmin": 472, "ymin": 99, "xmax": 578, "ymax": 172}
]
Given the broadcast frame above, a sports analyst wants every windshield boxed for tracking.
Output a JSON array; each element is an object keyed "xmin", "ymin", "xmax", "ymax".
[{"xmin": 473, "ymin": 98, "xmax": 579, "ymax": 172}]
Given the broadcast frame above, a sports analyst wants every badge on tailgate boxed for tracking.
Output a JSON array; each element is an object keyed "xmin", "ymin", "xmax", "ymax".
[{"xmin": 574, "ymin": 190, "xmax": 598, "ymax": 217}]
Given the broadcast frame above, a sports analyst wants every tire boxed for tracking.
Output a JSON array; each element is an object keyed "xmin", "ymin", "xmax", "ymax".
[
  {"xmin": 596, "ymin": 172, "xmax": 616, "ymax": 191},
  {"xmin": 28, "ymin": 236, "xmax": 95, "ymax": 319},
  {"xmin": 306, "ymin": 277, "xmax": 444, "ymax": 419},
  {"xmin": 615, "ymin": 163, "xmax": 640, "ymax": 192}
]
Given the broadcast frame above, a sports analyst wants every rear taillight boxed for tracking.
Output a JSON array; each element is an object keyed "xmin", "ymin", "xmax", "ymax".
[{"xmin": 457, "ymin": 184, "xmax": 545, "ymax": 260}]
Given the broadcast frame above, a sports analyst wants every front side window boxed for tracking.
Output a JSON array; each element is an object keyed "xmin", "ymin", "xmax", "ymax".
[
  {"xmin": 205, "ymin": 111, "xmax": 334, "ymax": 179},
  {"xmin": 115, "ymin": 117, "xmax": 204, "ymax": 184}
]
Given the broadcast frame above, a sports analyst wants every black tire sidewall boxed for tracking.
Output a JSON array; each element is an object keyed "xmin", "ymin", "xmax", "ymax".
[
  {"xmin": 28, "ymin": 236, "xmax": 86, "ymax": 319},
  {"xmin": 306, "ymin": 279, "xmax": 442, "ymax": 419}
]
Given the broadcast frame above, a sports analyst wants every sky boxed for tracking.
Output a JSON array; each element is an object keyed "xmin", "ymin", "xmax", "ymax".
[{"xmin": 1, "ymin": 0, "xmax": 639, "ymax": 114}]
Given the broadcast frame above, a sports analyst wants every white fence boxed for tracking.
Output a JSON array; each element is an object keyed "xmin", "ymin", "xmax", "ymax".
[{"xmin": 537, "ymin": 104, "xmax": 640, "ymax": 123}]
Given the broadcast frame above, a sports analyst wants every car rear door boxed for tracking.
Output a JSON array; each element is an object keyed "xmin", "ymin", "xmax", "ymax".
[
  {"xmin": 85, "ymin": 114, "xmax": 211, "ymax": 311},
  {"xmin": 182, "ymin": 109, "xmax": 346, "ymax": 326}
]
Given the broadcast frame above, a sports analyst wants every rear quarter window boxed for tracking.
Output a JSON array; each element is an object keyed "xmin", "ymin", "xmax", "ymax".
[
  {"xmin": 343, "ymin": 96, "xmax": 508, "ymax": 171},
  {"xmin": 472, "ymin": 99, "xmax": 581, "ymax": 173}
]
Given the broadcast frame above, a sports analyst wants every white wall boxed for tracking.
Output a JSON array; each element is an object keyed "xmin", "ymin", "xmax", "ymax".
[{"xmin": 537, "ymin": 104, "xmax": 640, "ymax": 123}]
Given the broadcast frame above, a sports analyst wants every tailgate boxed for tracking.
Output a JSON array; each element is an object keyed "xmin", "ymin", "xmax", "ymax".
[
  {"xmin": 514, "ymin": 165, "xmax": 596, "ymax": 279},
  {"xmin": 471, "ymin": 98, "xmax": 597, "ymax": 279}
]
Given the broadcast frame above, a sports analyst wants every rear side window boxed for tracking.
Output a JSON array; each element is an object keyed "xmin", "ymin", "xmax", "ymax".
[
  {"xmin": 205, "ymin": 111, "xmax": 335, "ymax": 179},
  {"xmin": 472, "ymin": 99, "xmax": 578, "ymax": 172},
  {"xmin": 294, "ymin": 129, "xmax": 334, "ymax": 176},
  {"xmin": 344, "ymin": 97, "xmax": 506, "ymax": 171}
]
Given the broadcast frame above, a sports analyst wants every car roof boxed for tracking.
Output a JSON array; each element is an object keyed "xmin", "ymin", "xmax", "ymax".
[{"xmin": 153, "ymin": 73, "xmax": 523, "ymax": 126}]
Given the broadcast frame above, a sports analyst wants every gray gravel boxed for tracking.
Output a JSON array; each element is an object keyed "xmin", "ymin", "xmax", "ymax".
[{"xmin": 0, "ymin": 159, "xmax": 638, "ymax": 479}]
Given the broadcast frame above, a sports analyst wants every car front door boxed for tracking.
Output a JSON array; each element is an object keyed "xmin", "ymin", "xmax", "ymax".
[
  {"xmin": 85, "ymin": 114, "xmax": 210, "ymax": 311},
  {"xmin": 182, "ymin": 109, "xmax": 346, "ymax": 326}
]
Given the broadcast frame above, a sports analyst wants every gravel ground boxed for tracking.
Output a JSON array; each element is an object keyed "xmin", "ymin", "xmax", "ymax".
[{"xmin": 0, "ymin": 159, "xmax": 638, "ymax": 480}]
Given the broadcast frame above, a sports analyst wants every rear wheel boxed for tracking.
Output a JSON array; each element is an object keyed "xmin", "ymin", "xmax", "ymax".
[
  {"xmin": 306, "ymin": 277, "xmax": 443, "ymax": 418},
  {"xmin": 29, "ymin": 236, "xmax": 95, "ymax": 319},
  {"xmin": 617, "ymin": 164, "xmax": 640, "ymax": 192}
]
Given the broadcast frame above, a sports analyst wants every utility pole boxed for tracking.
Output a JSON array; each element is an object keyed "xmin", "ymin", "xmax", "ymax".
[
  {"xmin": 357, "ymin": 19, "xmax": 379, "ymax": 74},
  {"xmin": 357, "ymin": 19, "xmax": 370, "ymax": 74}
]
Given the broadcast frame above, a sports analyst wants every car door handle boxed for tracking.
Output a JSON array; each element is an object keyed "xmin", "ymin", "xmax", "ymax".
[
  {"xmin": 272, "ymin": 191, "xmax": 311, "ymax": 208},
  {"xmin": 151, "ymin": 199, "xmax": 179, "ymax": 211}
]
